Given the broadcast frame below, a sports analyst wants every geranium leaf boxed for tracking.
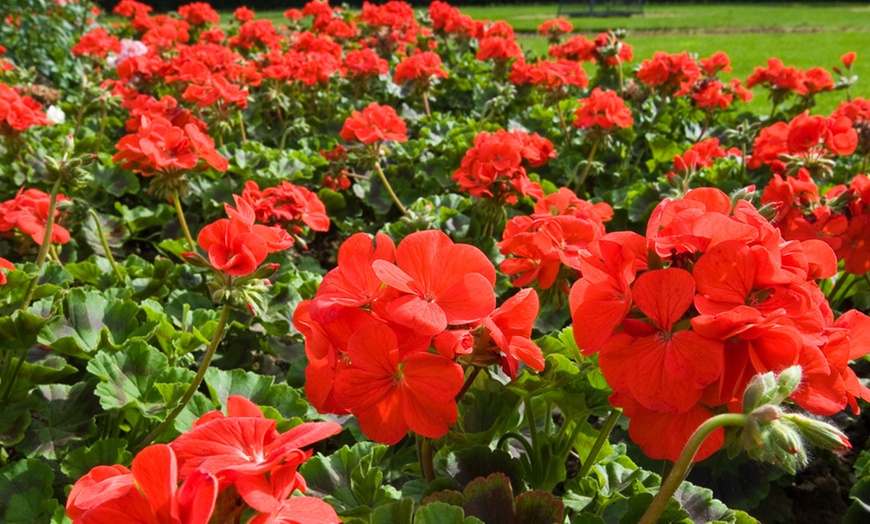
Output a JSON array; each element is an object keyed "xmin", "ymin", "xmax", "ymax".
[
  {"xmin": 444, "ymin": 446, "xmax": 524, "ymax": 495},
  {"xmin": 514, "ymin": 490, "xmax": 564, "ymax": 524},
  {"xmin": 60, "ymin": 438, "xmax": 132, "ymax": 483},
  {"xmin": 0, "ymin": 460, "xmax": 54, "ymax": 516},
  {"xmin": 20, "ymin": 382, "xmax": 99, "ymax": 458},
  {"xmin": 371, "ymin": 497, "xmax": 414, "ymax": 524},
  {"xmin": 87, "ymin": 341, "xmax": 170, "ymax": 417},
  {"xmin": 301, "ymin": 442, "xmax": 393, "ymax": 512},
  {"xmin": 414, "ymin": 502, "xmax": 483, "ymax": 524},
  {"xmin": 461, "ymin": 473, "xmax": 516, "ymax": 524}
]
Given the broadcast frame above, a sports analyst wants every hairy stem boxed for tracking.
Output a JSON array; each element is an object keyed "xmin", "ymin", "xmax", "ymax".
[
  {"xmin": 577, "ymin": 409, "xmax": 622, "ymax": 478},
  {"xmin": 373, "ymin": 156, "xmax": 408, "ymax": 215},
  {"xmin": 135, "ymin": 302, "xmax": 232, "ymax": 451},
  {"xmin": 89, "ymin": 209, "xmax": 123, "ymax": 281},
  {"xmin": 639, "ymin": 413, "xmax": 746, "ymax": 524},
  {"xmin": 171, "ymin": 187, "xmax": 197, "ymax": 252}
]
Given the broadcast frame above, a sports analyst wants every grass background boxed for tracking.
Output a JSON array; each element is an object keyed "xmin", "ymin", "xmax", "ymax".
[{"xmin": 246, "ymin": 3, "xmax": 870, "ymax": 114}]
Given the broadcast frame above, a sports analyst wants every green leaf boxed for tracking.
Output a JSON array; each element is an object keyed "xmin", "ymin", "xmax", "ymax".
[
  {"xmin": 38, "ymin": 288, "xmax": 145, "ymax": 357},
  {"xmin": 0, "ymin": 459, "xmax": 54, "ymax": 514},
  {"xmin": 514, "ymin": 490, "xmax": 564, "ymax": 524},
  {"xmin": 87, "ymin": 341, "xmax": 170, "ymax": 417},
  {"xmin": 672, "ymin": 481, "xmax": 734, "ymax": 524},
  {"xmin": 444, "ymin": 446, "xmax": 524, "ymax": 495},
  {"xmin": 60, "ymin": 438, "xmax": 132, "ymax": 483},
  {"xmin": 461, "ymin": 473, "xmax": 516, "ymax": 524},
  {"xmin": 0, "ymin": 403, "xmax": 31, "ymax": 447},
  {"xmin": 20, "ymin": 382, "xmax": 99, "ymax": 459},
  {"xmin": 0, "ymin": 310, "xmax": 48, "ymax": 351},
  {"xmin": 301, "ymin": 442, "xmax": 395, "ymax": 513},
  {"xmin": 12, "ymin": 355, "xmax": 76, "ymax": 386},
  {"xmin": 414, "ymin": 502, "xmax": 483, "ymax": 524},
  {"xmin": 371, "ymin": 498, "xmax": 414, "ymax": 524}
]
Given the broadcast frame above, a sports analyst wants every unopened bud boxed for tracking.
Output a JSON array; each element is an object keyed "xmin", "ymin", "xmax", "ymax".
[
  {"xmin": 62, "ymin": 134, "xmax": 75, "ymax": 159},
  {"xmin": 783, "ymin": 414, "xmax": 851, "ymax": 452},
  {"xmin": 741, "ymin": 367, "xmax": 801, "ymax": 412},
  {"xmin": 181, "ymin": 252, "xmax": 211, "ymax": 268}
]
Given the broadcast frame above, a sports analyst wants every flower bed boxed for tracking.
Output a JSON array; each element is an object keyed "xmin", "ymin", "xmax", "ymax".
[{"xmin": 1, "ymin": 1, "xmax": 870, "ymax": 522}]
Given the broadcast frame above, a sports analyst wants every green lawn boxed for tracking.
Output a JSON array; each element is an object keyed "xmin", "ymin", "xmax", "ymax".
[{"xmin": 456, "ymin": 3, "xmax": 870, "ymax": 34}]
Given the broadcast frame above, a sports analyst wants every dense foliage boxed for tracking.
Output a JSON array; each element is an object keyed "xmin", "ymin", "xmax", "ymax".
[{"xmin": 2, "ymin": 1, "xmax": 870, "ymax": 523}]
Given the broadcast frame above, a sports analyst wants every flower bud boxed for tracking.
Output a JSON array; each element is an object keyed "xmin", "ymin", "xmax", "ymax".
[
  {"xmin": 783, "ymin": 414, "xmax": 851, "ymax": 452},
  {"xmin": 181, "ymin": 252, "xmax": 211, "ymax": 269}
]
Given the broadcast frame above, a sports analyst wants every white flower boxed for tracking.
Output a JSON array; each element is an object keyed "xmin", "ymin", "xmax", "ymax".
[
  {"xmin": 107, "ymin": 39, "xmax": 149, "ymax": 69},
  {"xmin": 46, "ymin": 105, "xmax": 65, "ymax": 125}
]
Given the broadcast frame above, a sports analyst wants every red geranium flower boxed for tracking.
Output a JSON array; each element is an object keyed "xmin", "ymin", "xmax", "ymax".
[
  {"xmin": 339, "ymin": 103, "xmax": 407, "ymax": 144},
  {"xmin": 372, "ymin": 229, "xmax": 496, "ymax": 335},
  {"xmin": 333, "ymin": 322, "xmax": 464, "ymax": 444},
  {"xmin": 573, "ymin": 88, "xmax": 633, "ymax": 130}
]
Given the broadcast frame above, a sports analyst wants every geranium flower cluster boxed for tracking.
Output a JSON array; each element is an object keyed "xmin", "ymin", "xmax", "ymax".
[
  {"xmin": 239, "ymin": 180, "xmax": 330, "ymax": 239},
  {"xmin": 762, "ymin": 171, "xmax": 870, "ymax": 275},
  {"xmin": 71, "ymin": 27, "xmax": 121, "ymax": 58},
  {"xmin": 537, "ymin": 18, "xmax": 573, "ymax": 43},
  {"xmin": 0, "ymin": 187, "xmax": 71, "ymax": 247},
  {"xmin": 66, "ymin": 396, "xmax": 341, "ymax": 523},
  {"xmin": 195, "ymin": 196, "xmax": 294, "ymax": 277},
  {"xmin": 113, "ymin": 115, "xmax": 228, "ymax": 180},
  {"xmin": 340, "ymin": 102, "xmax": 407, "ymax": 145},
  {"xmin": 748, "ymin": 111, "xmax": 858, "ymax": 176},
  {"xmin": 570, "ymin": 187, "xmax": 870, "ymax": 462},
  {"xmin": 747, "ymin": 58, "xmax": 835, "ymax": 104},
  {"xmin": 294, "ymin": 230, "xmax": 544, "ymax": 444},
  {"xmin": 498, "ymin": 188, "xmax": 613, "ymax": 289},
  {"xmin": 509, "ymin": 58, "xmax": 589, "ymax": 96},
  {"xmin": 394, "ymin": 51, "xmax": 449, "ymax": 89},
  {"xmin": 666, "ymin": 138, "xmax": 741, "ymax": 188},
  {"xmin": 0, "ymin": 82, "xmax": 52, "ymax": 134},
  {"xmin": 549, "ymin": 30, "xmax": 633, "ymax": 66},
  {"xmin": 573, "ymin": 87, "xmax": 633, "ymax": 132},
  {"xmin": 452, "ymin": 129, "xmax": 555, "ymax": 204}
]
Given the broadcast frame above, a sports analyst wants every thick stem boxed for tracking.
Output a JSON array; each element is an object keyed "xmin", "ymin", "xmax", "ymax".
[
  {"xmin": 20, "ymin": 176, "xmax": 63, "ymax": 309},
  {"xmin": 577, "ymin": 409, "xmax": 621, "ymax": 478},
  {"xmin": 94, "ymin": 100, "xmax": 108, "ymax": 154},
  {"xmin": 89, "ymin": 209, "xmax": 123, "ymax": 281},
  {"xmin": 171, "ymin": 188, "xmax": 197, "ymax": 252},
  {"xmin": 422, "ymin": 91, "xmax": 432, "ymax": 118},
  {"xmin": 135, "ymin": 302, "xmax": 232, "ymax": 451},
  {"xmin": 455, "ymin": 366, "xmax": 482, "ymax": 402},
  {"xmin": 574, "ymin": 138, "xmax": 600, "ymax": 195},
  {"xmin": 237, "ymin": 110, "xmax": 247, "ymax": 144},
  {"xmin": 556, "ymin": 102, "xmax": 570, "ymax": 145},
  {"xmin": 373, "ymin": 156, "xmax": 408, "ymax": 215},
  {"xmin": 639, "ymin": 413, "xmax": 746, "ymax": 524},
  {"xmin": 418, "ymin": 435, "xmax": 436, "ymax": 483}
]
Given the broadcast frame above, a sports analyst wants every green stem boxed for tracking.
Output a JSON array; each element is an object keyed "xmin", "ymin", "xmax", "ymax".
[
  {"xmin": 373, "ymin": 156, "xmax": 408, "ymax": 215},
  {"xmin": 418, "ymin": 435, "xmax": 436, "ymax": 483},
  {"xmin": 94, "ymin": 100, "xmax": 108, "ymax": 154},
  {"xmin": 639, "ymin": 413, "xmax": 747, "ymax": 524},
  {"xmin": 237, "ymin": 110, "xmax": 247, "ymax": 144},
  {"xmin": 524, "ymin": 397, "xmax": 542, "ymax": 468},
  {"xmin": 89, "ymin": 209, "xmax": 123, "ymax": 281},
  {"xmin": 577, "ymin": 409, "xmax": 621, "ymax": 478},
  {"xmin": 171, "ymin": 188, "xmax": 197, "ymax": 252},
  {"xmin": 556, "ymin": 101, "xmax": 570, "ymax": 146},
  {"xmin": 456, "ymin": 366, "xmax": 482, "ymax": 402},
  {"xmin": 20, "ymin": 176, "xmax": 63, "ymax": 309},
  {"xmin": 135, "ymin": 302, "xmax": 232, "ymax": 451},
  {"xmin": 574, "ymin": 138, "xmax": 600, "ymax": 195},
  {"xmin": 422, "ymin": 90, "xmax": 432, "ymax": 118}
]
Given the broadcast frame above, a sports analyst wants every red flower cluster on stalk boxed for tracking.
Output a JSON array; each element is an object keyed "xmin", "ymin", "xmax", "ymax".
[
  {"xmin": 0, "ymin": 83, "xmax": 52, "ymax": 133},
  {"xmin": 747, "ymin": 58, "xmax": 834, "ymax": 99},
  {"xmin": 510, "ymin": 59, "xmax": 589, "ymax": 93},
  {"xmin": 196, "ymin": 196, "xmax": 294, "ymax": 277},
  {"xmin": 666, "ymin": 138, "xmax": 741, "ymax": 188},
  {"xmin": 537, "ymin": 18, "xmax": 573, "ymax": 42},
  {"xmin": 113, "ymin": 115, "xmax": 228, "ymax": 176},
  {"xmin": 394, "ymin": 51, "xmax": 449, "ymax": 88},
  {"xmin": 66, "ymin": 396, "xmax": 341, "ymax": 523},
  {"xmin": 570, "ymin": 187, "xmax": 870, "ymax": 462},
  {"xmin": 0, "ymin": 188, "xmax": 71, "ymax": 246},
  {"xmin": 573, "ymin": 87, "xmax": 633, "ymax": 131},
  {"xmin": 452, "ymin": 129, "xmax": 554, "ymax": 204},
  {"xmin": 637, "ymin": 51, "xmax": 701, "ymax": 97},
  {"xmin": 71, "ymin": 27, "xmax": 121, "ymax": 58},
  {"xmin": 549, "ymin": 30, "xmax": 633, "ymax": 66},
  {"xmin": 762, "ymin": 171, "xmax": 870, "ymax": 275},
  {"xmin": 748, "ymin": 111, "xmax": 858, "ymax": 175},
  {"xmin": 294, "ymin": 230, "xmax": 543, "ymax": 444},
  {"xmin": 239, "ymin": 180, "xmax": 330, "ymax": 237},
  {"xmin": 499, "ymin": 188, "xmax": 613, "ymax": 289},
  {"xmin": 340, "ymin": 102, "xmax": 407, "ymax": 144}
]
